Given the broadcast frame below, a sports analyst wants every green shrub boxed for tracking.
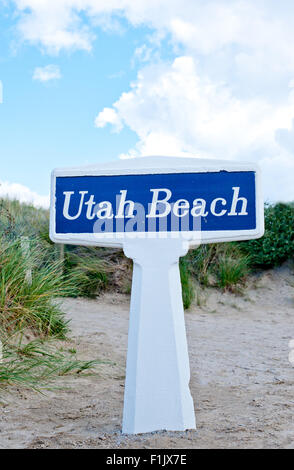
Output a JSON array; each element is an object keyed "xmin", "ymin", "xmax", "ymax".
[
  {"xmin": 180, "ymin": 258, "xmax": 195, "ymax": 309},
  {"xmin": 185, "ymin": 243, "xmax": 250, "ymax": 292},
  {"xmin": 64, "ymin": 248, "xmax": 110, "ymax": 297},
  {"xmin": 0, "ymin": 198, "xmax": 49, "ymax": 241},
  {"xmin": 187, "ymin": 244, "xmax": 218, "ymax": 286},
  {"xmin": 0, "ymin": 338, "xmax": 102, "ymax": 392},
  {"xmin": 217, "ymin": 252, "xmax": 250, "ymax": 290},
  {"xmin": 0, "ymin": 237, "xmax": 79, "ymax": 338},
  {"xmin": 239, "ymin": 202, "xmax": 294, "ymax": 268}
]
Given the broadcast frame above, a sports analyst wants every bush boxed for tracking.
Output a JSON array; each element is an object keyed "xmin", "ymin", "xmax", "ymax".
[
  {"xmin": 0, "ymin": 198, "xmax": 49, "ymax": 241},
  {"xmin": 0, "ymin": 338, "xmax": 101, "ymax": 391},
  {"xmin": 217, "ymin": 252, "xmax": 250, "ymax": 290},
  {"xmin": 239, "ymin": 202, "xmax": 294, "ymax": 268},
  {"xmin": 0, "ymin": 201, "xmax": 105, "ymax": 394},
  {"xmin": 187, "ymin": 244, "xmax": 217, "ymax": 287},
  {"xmin": 185, "ymin": 243, "xmax": 250, "ymax": 292},
  {"xmin": 0, "ymin": 237, "xmax": 79, "ymax": 338},
  {"xmin": 65, "ymin": 249, "xmax": 110, "ymax": 298},
  {"xmin": 179, "ymin": 258, "xmax": 195, "ymax": 309}
]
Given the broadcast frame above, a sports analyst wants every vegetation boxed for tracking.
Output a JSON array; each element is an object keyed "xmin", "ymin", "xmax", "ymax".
[
  {"xmin": 0, "ymin": 338, "xmax": 101, "ymax": 391},
  {"xmin": 239, "ymin": 202, "xmax": 294, "ymax": 268},
  {"xmin": 179, "ymin": 258, "xmax": 195, "ymax": 309},
  {"xmin": 0, "ymin": 200, "xmax": 103, "ymax": 393},
  {"xmin": 0, "ymin": 237, "xmax": 79, "ymax": 338},
  {"xmin": 184, "ymin": 243, "xmax": 250, "ymax": 294}
]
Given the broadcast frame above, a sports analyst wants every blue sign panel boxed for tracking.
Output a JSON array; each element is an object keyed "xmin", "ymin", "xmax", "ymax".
[{"xmin": 54, "ymin": 171, "xmax": 256, "ymax": 235}]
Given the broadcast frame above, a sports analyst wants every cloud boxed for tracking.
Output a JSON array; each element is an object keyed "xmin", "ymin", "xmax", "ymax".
[
  {"xmin": 0, "ymin": 181, "xmax": 49, "ymax": 208},
  {"xmin": 10, "ymin": 1, "xmax": 294, "ymax": 71},
  {"xmin": 95, "ymin": 107, "xmax": 122, "ymax": 132},
  {"xmin": 95, "ymin": 56, "xmax": 294, "ymax": 201},
  {"xmin": 95, "ymin": 55, "xmax": 293, "ymax": 158},
  {"xmin": 13, "ymin": 0, "xmax": 95, "ymax": 54},
  {"xmin": 10, "ymin": 0, "xmax": 294, "ymax": 201},
  {"xmin": 33, "ymin": 64, "xmax": 61, "ymax": 82},
  {"xmin": 275, "ymin": 119, "xmax": 294, "ymax": 155}
]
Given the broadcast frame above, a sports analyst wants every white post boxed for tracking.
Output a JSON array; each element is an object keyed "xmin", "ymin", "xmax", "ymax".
[{"xmin": 122, "ymin": 238, "xmax": 196, "ymax": 434}]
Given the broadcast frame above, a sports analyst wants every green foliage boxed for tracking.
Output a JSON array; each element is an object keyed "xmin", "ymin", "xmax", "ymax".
[
  {"xmin": 239, "ymin": 202, "xmax": 294, "ymax": 268},
  {"xmin": 187, "ymin": 244, "xmax": 217, "ymax": 287},
  {"xmin": 64, "ymin": 247, "xmax": 110, "ymax": 297},
  {"xmin": 0, "ymin": 237, "xmax": 79, "ymax": 338},
  {"xmin": 185, "ymin": 243, "xmax": 250, "ymax": 292},
  {"xmin": 217, "ymin": 252, "xmax": 250, "ymax": 290},
  {"xmin": 0, "ymin": 338, "xmax": 103, "ymax": 391},
  {"xmin": 179, "ymin": 258, "xmax": 195, "ymax": 309},
  {"xmin": 0, "ymin": 199, "xmax": 49, "ymax": 241},
  {"xmin": 0, "ymin": 200, "xmax": 107, "ymax": 393}
]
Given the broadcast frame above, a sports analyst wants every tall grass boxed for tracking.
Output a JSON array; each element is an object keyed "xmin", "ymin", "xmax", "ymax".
[
  {"xmin": 179, "ymin": 258, "xmax": 195, "ymax": 309},
  {"xmin": 0, "ymin": 200, "xmax": 109, "ymax": 394},
  {"xmin": 217, "ymin": 252, "xmax": 250, "ymax": 291},
  {"xmin": 0, "ymin": 234, "xmax": 104, "ymax": 393},
  {"xmin": 0, "ymin": 337, "xmax": 103, "ymax": 391},
  {"xmin": 64, "ymin": 248, "xmax": 111, "ymax": 298},
  {"xmin": 0, "ymin": 198, "xmax": 49, "ymax": 241},
  {"xmin": 0, "ymin": 237, "xmax": 79, "ymax": 338},
  {"xmin": 185, "ymin": 243, "xmax": 250, "ymax": 293}
]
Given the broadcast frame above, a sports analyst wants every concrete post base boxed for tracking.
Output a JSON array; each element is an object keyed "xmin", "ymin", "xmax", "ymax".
[{"xmin": 122, "ymin": 238, "xmax": 196, "ymax": 434}]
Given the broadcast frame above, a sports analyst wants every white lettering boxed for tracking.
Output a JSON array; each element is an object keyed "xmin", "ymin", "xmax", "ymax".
[
  {"xmin": 115, "ymin": 190, "xmax": 135, "ymax": 219},
  {"xmin": 146, "ymin": 188, "xmax": 172, "ymax": 218},
  {"xmin": 96, "ymin": 201, "xmax": 114, "ymax": 219},
  {"xmin": 211, "ymin": 197, "xmax": 227, "ymax": 216},
  {"xmin": 228, "ymin": 187, "xmax": 248, "ymax": 215},
  {"xmin": 85, "ymin": 194, "xmax": 96, "ymax": 219},
  {"xmin": 173, "ymin": 199, "xmax": 189, "ymax": 217},
  {"xmin": 191, "ymin": 198, "xmax": 208, "ymax": 217},
  {"xmin": 63, "ymin": 191, "xmax": 88, "ymax": 220}
]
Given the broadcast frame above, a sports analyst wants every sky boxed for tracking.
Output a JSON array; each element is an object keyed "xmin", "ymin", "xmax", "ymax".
[{"xmin": 0, "ymin": 0, "xmax": 294, "ymax": 207}]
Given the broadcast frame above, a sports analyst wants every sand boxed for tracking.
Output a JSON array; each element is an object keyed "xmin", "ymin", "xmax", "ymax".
[{"xmin": 0, "ymin": 264, "xmax": 294, "ymax": 449}]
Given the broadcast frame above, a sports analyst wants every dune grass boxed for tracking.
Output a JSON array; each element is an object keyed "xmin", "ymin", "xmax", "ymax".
[
  {"xmin": 0, "ymin": 337, "xmax": 103, "ymax": 391},
  {"xmin": 217, "ymin": 251, "xmax": 250, "ymax": 291},
  {"xmin": 185, "ymin": 242, "xmax": 250, "ymax": 292},
  {"xmin": 0, "ymin": 219, "xmax": 103, "ymax": 393},
  {"xmin": 179, "ymin": 258, "xmax": 195, "ymax": 309},
  {"xmin": 0, "ymin": 237, "xmax": 80, "ymax": 338}
]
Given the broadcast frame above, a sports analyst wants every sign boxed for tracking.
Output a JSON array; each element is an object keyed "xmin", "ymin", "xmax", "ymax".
[
  {"xmin": 50, "ymin": 157, "xmax": 264, "ymax": 434},
  {"xmin": 50, "ymin": 157, "xmax": 263, "ymax": 245}
]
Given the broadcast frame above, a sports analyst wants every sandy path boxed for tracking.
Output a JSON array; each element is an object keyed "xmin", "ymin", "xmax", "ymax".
[{"xmin": 0, "ymin": 266, "xmax": 294, "ymax": 449}]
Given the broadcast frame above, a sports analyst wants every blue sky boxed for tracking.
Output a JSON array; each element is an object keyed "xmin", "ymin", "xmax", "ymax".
[
  {"xmin": 0, "ymin": 1, "xmax": 294, "ymax": 206},
  {"xmin": 0, "ymin": 6, "xmax": 144, "ymax": 201}
]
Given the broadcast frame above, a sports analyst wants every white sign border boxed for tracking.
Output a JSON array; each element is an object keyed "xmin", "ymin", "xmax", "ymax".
[{"xmin": 49, "ymin": 157, "xmax": 264, "ymax": 248}]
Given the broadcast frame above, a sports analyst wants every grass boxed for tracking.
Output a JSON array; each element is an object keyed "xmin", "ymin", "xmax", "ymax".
[
  {"xmin": 0, "ymin": 202, "xmax": 105, "ymax": 393},
  {"xmin": 179, "ymin": 258, "xmax": 195, "ymax": 309},
  {"xmin": 0, "ymin": 237, "xmax": 80, "ymax": 338},
  {"xmin": 64, "ymin": 248, "xmax": 111, "ymax": 298},
  {"xmin": 185, "ymin": 242, "xmax": 250, "ymax": 294},
  {"xmin": 0, "ymin": 198, "xmax": 49, "ymax": 241},
  {"xmin": 0, "ymin": 236, "xmax": 103, "ymax": 394},
  {"xmin": 217, "ymin": 252, "xmax": 250, "ymax": 291},
  {"xmin": 0, "ymin": 337, "xmax": 104, "ymax": 392}
]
